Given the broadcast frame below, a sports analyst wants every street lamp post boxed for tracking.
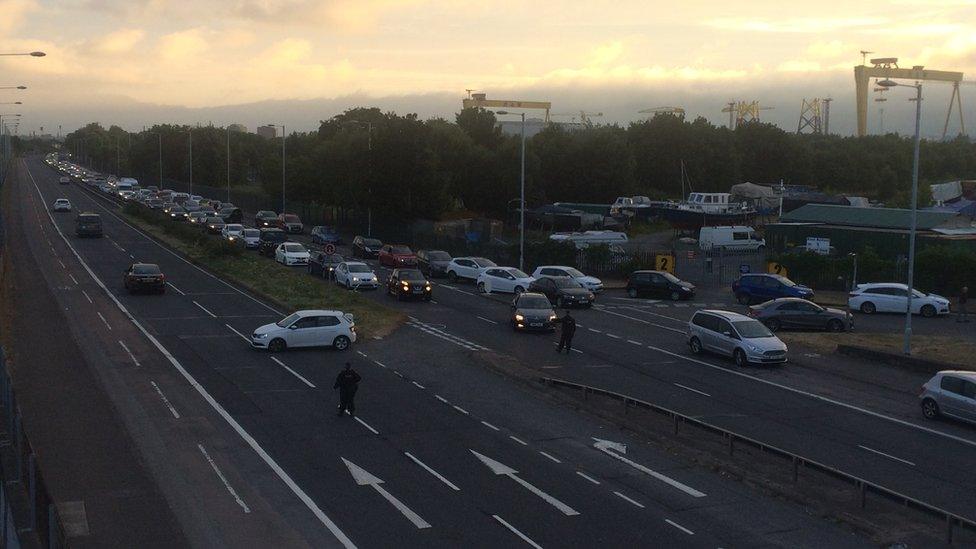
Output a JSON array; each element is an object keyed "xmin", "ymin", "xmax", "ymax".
[
  {"xmin": 187, "ymin": 128, "xmax": 193, "ymax": 195},
  {"xmin": 0, "ymin": 86, "xmax": 27, "ymax": 90},
  {"xmin": 0, "ymin": 114, "xmax": 22, "ymax": 183},
  {"xmin": 0, "ymin": 102, "xmax": 22, "ymax": 105},
  {"xmin": 877, "ymin": 78, "xmax": 922, "ymax": 356},
  {"xmin": 147, "ymin": 131, "xmax": 163, "ymax": 187},
  {"xmin": 226, "ymin": 127, "xmax": 231, "ymax": 202},
  {"xmin": 267, "ymin": 124, "xmax": 286, "ymax": 212},
  {"xmin": 346, "ymin": 120, "xmax": 374, "ymax": 235},
  {"xmin": 0, "ymin": 52, "xmax": 45, "ymax": 57},
  {"xmin": 497, "ymin": 111, "xmax": 527, "ymax": 271}
]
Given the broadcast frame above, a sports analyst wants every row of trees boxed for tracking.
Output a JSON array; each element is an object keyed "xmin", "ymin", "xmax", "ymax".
[{"xmin": 63, "ymin": 109, "xmax": 976, "ymax": 222}]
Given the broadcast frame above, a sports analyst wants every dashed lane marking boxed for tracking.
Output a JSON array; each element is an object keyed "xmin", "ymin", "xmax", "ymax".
[
  {"xmin": 118, "ymin": 340, "xmax": 141, "ymax": 366},
  {"xmin": 193, "ymin": 300, "xmax": 218, "ymax": 318},
  {"xmin": 57, "ymin": 259, "xmax": 66, "ymax": 269},
  {"xmin": 576, "ymin": 471, "xmax": 601, "ymax": 485},
  {"xmin": 354, "ymin": 416, "xmax": 380, "ymax": 435},
  {"xmin": 452, "ymin": 405, "xmax": 470, "ymax": 415},
  {"xmin": 435, "ymin": 395, "xmax": 449, "ymax": 404},
  {"xmin": 673, "ymin": 383, "xmax": 711, "ymax": 398},
  {"xmin": 373, "ymin": 360, "xmax": 388, "ymax": 369},
  {"xmin": 166, "ymin": 281, "xmax": 186, "ymax": 295},
  {"xmin": 68, "ymin": 273, "xmax": 79, "ymax": 285},
  {"xmin": 613, "ymin": 491, "xmax": 645, "ymax": 508},
  {"xmin": 96, "ymin": 311, "xmax": 112, "ymax": 330},
  {"xmin": 356, "ymin": 351, "xmax": 367, "ymax": 358},
  {"xmin": 509, "ymin": 435, "xmax": 528, "ymax": 446},
  {"xmin": 605, "ymin": 333, "xmax": 621, "ymax": 339},
  {"xmin": 151, "ymin": 381, "xmax": 181, "ymax": 419},
  {"xmin": 538, "ymin": 451, "xmax": 562, "ymax": 464},
  {"xmin": 588, "ymin": 328, "xmax": 602, "ymax": 333},
  {"xmin": 412, "ymin": 381, "xmax": 425, "ymax": 389},
  {"xmin": 493, "ymin": 515, "xmax": 542, "ymax": 549},
  {"xmin": 270, "ymin": 357, "xmax": 316, "ymax": 388},
  {"xmin": 198, "ymin": 444, "xmax": 250, "ymax": 513},
  {"xmin": 224, "ymin": 324, "xmax": 251, "ymax": 343},
  {"xmin": 665, "ymin": 519, "xmax": 695, "ymax": 535},
  {"xmin": 477, "ymin": 316, "xmax": 498, "ymax": 325},
  {"xmin": 81, "ymin": 290, "xmax": 93, "ymax": 304},
  {"xmin": 405, "ymin": 452, "xmax": 461, "ymax": 491},
  {"xmin": 627, "ymin": 340, "xmax": 642, "ymax": 346},
  {"xmin": 481, "ymin": 421, "xmax": 500, "ymax": 431}
]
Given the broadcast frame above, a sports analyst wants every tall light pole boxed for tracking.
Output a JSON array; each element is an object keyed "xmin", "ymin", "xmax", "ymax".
[
  {"xmin": 187, "ymin": 128, "xmax": 193, "ymax": 195},
  {"xmin": 147, "ymin": 131, "xmax": 163, "ymax": 187},
  {"xmin": 0, "ymin": 114, "xmax": 22, "ymax": 184},
  {"xmin": 878, "ymin": 78, "xmax": 922, "ymax": 356},
  {"xmin": 0, "ymin": 86, "xmax": 28, "ymax": 90},
  {"xmin": 0, "ymin": 51, "xmax": 45, "ymax": 57},
  {"xmin": 226, "ymin": 127, "xmax": 231, "ymax": 202},
  {"xmin": 0, "ymin": 102, "xmax": 22, "ymax": 105},
  {"xmin": 497, "ymin": 111, "xmax": 527, "ymax": 271},
  {"xmin": 346, "ymin": 120, "xmax": 373, "ymax": 235},
  {"xmin": 267, "ymin": 124, "xmax": 286, "ymax": 212}
]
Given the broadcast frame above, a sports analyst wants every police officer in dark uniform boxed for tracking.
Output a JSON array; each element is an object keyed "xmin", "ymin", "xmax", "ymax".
[
  {"xmin": 556, "ymin": 310, "xmax": 576, "ymax": 354},
  {"xmin": 334, "ymin": 363, "xmax": 362, "ymax": 417}
]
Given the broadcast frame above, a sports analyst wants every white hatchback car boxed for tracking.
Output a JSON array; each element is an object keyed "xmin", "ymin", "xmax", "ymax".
[
  {"xmin": 334, "ymin": 261, "xmax": 379, "ymax": 290},
  {"xmin": 688, "ymin": 309, "xmax": 788, "ymax": 367},
  {"xmin": 531, "ymin": 265, "xmax": 603, "ymax": 292},
  {"xmin": 477, "ymin": 267, "xmax": 535, "ymax": 294},
  {"xmin": 221, "ymin": 223, "xmax": 245, "ymax": 242},
  {"xmin": 446, "ymin": 257, "xmax": 496, "ymax": 282},
  {"xmin": 848, "ymin": 283, "xmax": 950, "ymax": 317},
  {"xmin": 52, "ymin": 198, "xmax": 72, "ymax": 212},
  {"xmin": 275, "ymin": 242, "xmax": 311, "ymax": 266},
  {"xmin": 251, "ymin": 310, "xmax": 356, "ymax": 352}
]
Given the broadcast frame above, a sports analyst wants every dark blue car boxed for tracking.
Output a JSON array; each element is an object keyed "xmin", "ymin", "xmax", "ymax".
[
  {"xmin": 310, "ymin": 225, "xmax": 342, "ymax": 245},
  {"xmin": 732, "ymin": 274, "xmax": 814, "ymax": 305}
]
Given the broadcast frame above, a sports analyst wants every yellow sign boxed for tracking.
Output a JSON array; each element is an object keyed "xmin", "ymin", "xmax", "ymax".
[
  {"xmin": 655, "ymin": 254, "xmax": 675, "ymax": 274},
  {"xmin": 767, "ymin": 262, "xmax": 788, "ymax": 277}
]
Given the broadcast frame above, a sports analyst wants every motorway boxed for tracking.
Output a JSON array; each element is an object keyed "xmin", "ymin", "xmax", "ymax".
[{"xmin": 5, "ymin": 156, "xmax": 886, "ymax": 547}]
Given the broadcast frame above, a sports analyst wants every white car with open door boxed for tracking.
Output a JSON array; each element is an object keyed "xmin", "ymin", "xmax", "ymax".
[
  {"xmin": 334, "ymin": 261, "xmax": 379, "ymax": 290},
  {"xmin": 477, "ymin": 267, "xmax": 535, "ymax": 294},
  {"xmin": 275, "ymin": 242, "xmax": 311, "ymax": 266},
  {"xmin": 848, "ymin": 283, "xmax": 950, "ymax": 317},
  {"xmin": 251, "ymin": 310, "xmax": 356, "ymax": 352}
]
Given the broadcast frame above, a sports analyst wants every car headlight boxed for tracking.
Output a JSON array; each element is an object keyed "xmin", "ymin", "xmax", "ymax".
[
  {"xmin": 515, "ymin": 314, "xmax": 524, "ymax": 321},
  {"xmin": 549, "ymin": 314, "xmax": 558, "ymax": 321},
  {"xmin": 372, "ymin": 276, "xmax": 378, "ymax": 282},
  {"xmin": 352, "ymin": 277, "xmax": 359, "ymax": 282},
  {"xmin": 402, "ymin": 282, "xmax": 410, "ymax": 289},
  {"xmin": 254, "ymin": 333, "xmax": 269, "ymax": 339},
  {"xmin": 425, "ymin": 284, "xmax": 432, "ymax": 291},
  {"xmin": 748, "ymin": 344, "xmax": 762, "ymax": 353}
]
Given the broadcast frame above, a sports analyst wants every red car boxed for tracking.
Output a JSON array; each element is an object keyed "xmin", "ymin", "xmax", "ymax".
[
  {"xmin": 378, "ymin": 245, "xmax": 418, "ymax": 267},
  {"xmin": 276, "ymin": 213, "xmax": 304, "ymax": 234}
]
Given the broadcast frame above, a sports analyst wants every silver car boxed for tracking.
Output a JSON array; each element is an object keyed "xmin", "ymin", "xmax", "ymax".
[
  {"xmin": 688, "ymin": 309, "xmax": 788, "ymax": 367},
  {"xmin": 920, "ymin": 371, "xmax": 976, "ymax": 424}
]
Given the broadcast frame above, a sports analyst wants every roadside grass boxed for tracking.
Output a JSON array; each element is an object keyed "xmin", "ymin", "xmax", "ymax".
[
  {"xmin": 121, "ymin": 204, "xmax": 405, "ymax": 339},
  {"xmin": 780, "ymin": 331, "xmax": 976, "ymax": 368}
]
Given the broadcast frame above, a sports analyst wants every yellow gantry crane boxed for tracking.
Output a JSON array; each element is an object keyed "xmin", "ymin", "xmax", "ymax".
[
  {"xmin": 722, "ymin": 101, "xmax": 774, "ymax": 129},
  {"xmin": 638, "ymin": 106, "xmax": 686, "ymax": 119},
  {"xmin": 462, "ymin": 90, "xmax": 552, "ymax": 123}
]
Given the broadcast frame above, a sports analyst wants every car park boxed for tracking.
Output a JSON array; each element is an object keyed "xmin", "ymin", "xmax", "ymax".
[
  {"xmin": 308, "ymin": 252, "xmax": 344, "ymax": 279},
  {"xmin": 378, "ymin": 245, "xmax": 418, "ymax": 267},
  {"xmin": 123, "ymin": 263, "xmax": 166, "ymax": 294},
  {"xmin": 352, "ymin": 236, "xmax": 383, "ymax": 259},
  {"xmin": 239, "ymin": 228, "xmax": 261, "ymax": 249},
  {"xmin": 848, "ymin": 283, "xmax": 950, "ymax": 317},
  {"xmin": 276, "ymin": 242, "xmax": 311, "ymax": 266},
  {"xmin": 626, "ymin": 270, "xmax": 695, "ymax": 300},
  {"xmin": 748, "ymin": 298, "xmax": 852, "ymax": 332},
  {"xmin": 277, "ymin": 213, "xmax": 304, "ymax": 234},
  {"xmin": 528, "ymin": 277, "xmax": 594, "ymax": 308},
  {"xmin": 221, "ymin": 223, "xmax": 245, "ymax": 241},
  {"xmin": 510, "ymin": 292, "xmax": 558, "ymax": 332},
  {"xmin": 334, "ymin": 262, "xmax": 379, "ymax": 290},
  {"xmin": 52, "ymin": 198, "xmax": 72, "ymax": 212},
  {"xmin": 310, "ymin": 226, "xmax": 342, "ymax": 245},
  {"xmin": 477, "ymin": 267, "xmax": 534, "ymax": 294},
  {"xmin": 251, "ymin": 310, "xmax": 357, "ymax": 352},
  {"xmin": 204, "ymin": 216, "xmax": 225, "ymax": 234},
  {"xmin": 531, "ymin": 265, "xmax": 603, "ymax": 293},
  {"xmin": 732, "ymin": 273, "xmax": 813, "ymax": 305},
  {"xmin": 417, "ymin": 250, "xmax": 452, "ymax": 278},
  {"xmin": 446, "ymin": 257, "xmax": 496, "ymax": 282},
  {"xmin": 386, "ymin": 268, "xmax": 432, "ymax": 301},
  {"xmin": 257, "ymin": 228, "xmax": 288, "ymax": 256},
  {"xmin": 75, "ymin": 213, "xmax": 103, "ymax": 237},
  {"xmin": 688, "ymin": 309, "xmax": 788, "ymax": 367},
  {"xmin": 255, "ymin": 210, "xmax": 278, "ymax": 228},
  {"xmin": 920, "ymin": 371, "xmax": 976, "ymax": 424}
]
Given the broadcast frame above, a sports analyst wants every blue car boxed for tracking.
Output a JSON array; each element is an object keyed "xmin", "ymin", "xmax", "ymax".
[
  {"xmin": 732, "ymin": 274, "xmax": 814, "ymax": 305},
  {"xmin": 311, "ymin": 225, "xmax": 342, "ymax": 245}
]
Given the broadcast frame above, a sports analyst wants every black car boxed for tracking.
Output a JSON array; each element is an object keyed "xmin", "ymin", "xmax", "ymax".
[
  {"xmin": 217, "ymin": 207, "xmax": 243, "ymax": 224},
  {"xmin": 75, "ymin": 213, "xmax": 103, "ymax": 237},
  {"xmin": 123, "ymin": 263, "xmax": 165, "ymax": 294},
  {"xmin": 511, "ymin": 292, "xmax": 557, "ymax": 332},
  {"xmin": 529, "ymin": 277, "xmax": 595, "ymax": 308},
  {"xmin": 258, "ymin": 228, "xmax": 288, "ymax": 257},
  {"xmin": 308, "ymin": 252, "xmax": 344, "ymax": 278},
  {"xmin": 255, "ymin": 210, "xmax": 278, "ymax": 228},
  {"xmin": 311, "ymin": 225, "xmax": 342, "ymax": 245},
  {"xmin": 352, "ymin": 236, "xmax": 384, "ymax": 259},
  {"xmin": 167, "ymin": 206, "xmax": 187, "ymax": 221},
  {"xmin": 204, "ymin": 216, "xmax": 225, "ymax": 234},
  {"xmin": 386, "ymin": 268, "xmax": 432, "ymax": 301},
  {"xmin": 748, "ymin": 298, "xmax": 853, "ymax": 332},
  {"xmin": 417, "ymin": 249, "xmax": 452, "ymax": 277},
  {"xmin": 626, "ymin": 270, "xmax": 695, "ymax": 300}
]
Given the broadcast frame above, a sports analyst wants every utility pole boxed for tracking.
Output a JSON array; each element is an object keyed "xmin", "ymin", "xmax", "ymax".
[{"xmin": 226, "ymin": 127, "xmax": 231, "ymax": 202}]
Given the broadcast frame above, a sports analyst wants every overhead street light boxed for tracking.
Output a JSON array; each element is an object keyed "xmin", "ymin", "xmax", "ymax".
[
  {"xmin": 0, "ymin": 102, "xmax": 22, "ymax": 105},
  {"xmin": 0, "ymin": 51, "xmax": 45, "ymax": 57},
  {"xmin": 345, "ymin": 120, "xmax": 374, "ymax": 235},
  {"xmin": 496, "ymin": 110, "xmax": 527, "ymax": 272},
  {"xmin": 0, "ymin": 86, "xmax": 27, "ymax": 91}
]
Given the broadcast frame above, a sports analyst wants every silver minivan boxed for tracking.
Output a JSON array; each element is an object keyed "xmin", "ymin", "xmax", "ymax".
[
  {"xmin": 688, "ymin": 310, "xmax": 788, "ymax": 367},
  {"xmin": 920, "ymin": 371, "xmax": 976, "ymax": 424}
]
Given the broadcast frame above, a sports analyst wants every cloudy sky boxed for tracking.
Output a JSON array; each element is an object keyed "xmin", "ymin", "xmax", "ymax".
[{"xmin": 2, "ymin": 0, "xmax": 975, "ymax": 136}]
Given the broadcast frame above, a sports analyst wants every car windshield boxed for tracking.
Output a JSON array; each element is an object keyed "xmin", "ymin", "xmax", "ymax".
[
  {"xmin": 206, "ymin": 217, "xmax": 222, "ymax": 223},
  {"xmin": 276, "ymin": 313, "xmax": 301, "ymax": 328},
  {"xmin": 284, "ymin": 244, "xmax": 305, "ymax": 253},
  {"xmin": 243, "ymin": 229, "xmax": 260, "ymax": 237},
  {"xmin": 132, "ymin": 264, "xmax": 161, "ymax": 275},
  {"xmin": 519, "ymin": 296, "xmax": 551, "ymax": 309},
  {"xmin": 428, "ymin": 251, "xmax": 451, "ymax": 260},
  {"xmin": 508, "ymin": 269, "xmax": 529, "ymax": 278},
  {"xmin": 563, "ymin": 268, "xmax": 585, "ymax": 277},
  {"xmin": 226, "ymin": 224, "xmax": 243, "ymax": 231},
  {"xmin": 326, "ymin": 254, "xmax": 343, "ymax": 262},
  {"xmin": 474, "ymin": 258, "xmax": 497, "ymax": 267},
  {"xmin": 283, "ymin": 215, "xmax": 300, "ymax": 222},
  {"xmin": 257, "ymin": 211, "xmax": 275, "ymax": 218},
  {"xmin": 553, "ymin": 278, "xmax": 583, "ymax": 289},
  {"xmin": 662, "ymin": 272, "xmax": 682, "ymax": 284},
  {"xmin": 348, "ymin": 264, "xmax": 373, "ymax": 273},
  {"xmin": 265, "ymin": 231, "xmax": 286, "ymax": 241},
  {"xmin": 733, "ymin": 320, "xmax": 774, "ymax": 339},
  {"xmin": 391, "ymin": 246, "xmax": 412, "ymax": 254},
  {"xmin": 399, "ymin": 270, "xmax": 425, "ymax": 281},
  {"xmin": 364, "ymin": 238, "xmax": 382, "ymax": 247}
]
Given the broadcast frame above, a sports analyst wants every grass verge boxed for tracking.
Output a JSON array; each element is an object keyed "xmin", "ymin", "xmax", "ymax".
[
  {"xmin": 780, "ymin": 331, "xmax": 976, "ymax": 368},
  {"xmin": 120, "ymin": 203, "xmax": 405, "ymax": 339}
]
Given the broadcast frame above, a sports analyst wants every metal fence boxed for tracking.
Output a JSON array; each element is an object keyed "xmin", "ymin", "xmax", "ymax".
[
  {"xmin": 0, "ymin": 347, "xmax": 66, "ymax": 548},
  {"xmin": 542, "ymin": 376, "xmax": 975, "ymax": 544}
]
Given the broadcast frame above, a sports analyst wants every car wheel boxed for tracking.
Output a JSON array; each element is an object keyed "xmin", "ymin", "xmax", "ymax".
[
  {"xmin": 268, "ymin": 338, "xmax": 287, "ymax": 353},
  {"xmin": 733, "ymin": 348, "xmax": 748, "ymax": 367},
  {"xmin": 765, "ymin": 318, "xmax": 781, "ymax": 332},
  {"xmin": 514, "ymin": 286, "xmax": 525, "ymax": 295},
  {"xmin": 920, "ymin": 304, "xmax": 937, "ymax": 318},
  {"xmin": 477, "ymin": 282, "xmax": 487, "ymax": 293},
  {"xmin": 827, "ymin": 319, "xmax": 844, "ymax": 332},
  {"xmin": 689, "ymin": 336, "xmax": 703, "ymax": 354},
  {"xmin": 670, "ymin": 291, "xmax": 681, "ymax": 301},
  {"xmin": 333, "ymin": 335, "xmax": 351, "ymax": 351},
  {"xmin": 921, "ymin": 398, "xmax": 940, "ymax": 419},
  {"xmin": 736, "ymin": 293, "xmax": 751, "ymax": 305},
  {"xmin": 627, "ymin": 288, "xmax": 638, "ymax": 298},
  {"xmin": 860, "ymin": 301, "xmax": 876, "ymax": 314},
  {"xmin": 448, "ymin": 271, "xmax": 458, "ymax": 283}
]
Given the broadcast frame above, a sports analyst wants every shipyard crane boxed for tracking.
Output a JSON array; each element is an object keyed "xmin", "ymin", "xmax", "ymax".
[
  {"xmin": 462, "ymin": 91, "xmax": 552, "ymax": 123},
  {"xmin": 638, "ymin": 106, "xmax": 686, "ymax": 119},
  {"xmin": 722, "ymin": 101, "xmax": 774, "ymax": 129},
  {"xmin": 552, "ymin": 111, "xmax": 604, "ymax": 127}
]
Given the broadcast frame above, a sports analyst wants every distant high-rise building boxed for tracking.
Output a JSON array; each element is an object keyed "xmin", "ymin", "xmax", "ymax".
[
  {"xmin": 228, "ymin": 123, "xmax": 247, "ymax": 133},
  {"xmin": 257, "ymin": 125, "xmax": 277, "ymax": 139}
]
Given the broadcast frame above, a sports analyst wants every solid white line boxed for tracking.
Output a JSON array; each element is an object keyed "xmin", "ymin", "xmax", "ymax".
[
  {"xmin": 166, "ymin": 281, "xmax": 186, "ymax": 295},
  {"xmin": 96, "ymin": 311, "xmax": 112, "ymax": 331},
  {"xmin": 539, "ymin": 451, "xmax": 562, "ymax": 463},
  {"xmin": 576, "ymin": 471, "xmax": 601, "ymax": 485},
  {"xmin": 665, "ymin": 519, "xmax": 695, "ymax": 535},
  {"xmin": 627, "ymin": 339, "xmax": 642, "ymax": 345},
  {"xmin": 68, "ymin": 273, "xmax": 79, "ymax": 285},
  {"xmin": 24, "ymin": 162, "xmax": 357, "ymax": 548},
  {"xmin": 354, "ymin": 417, "xmax": 379, "ymax": 435},
  {"xmin": 198, "ymin": 444, "xmax": 250, "ymax": 513},
  {"xmin": 81, "ymin": 290, "xmax": 93, "ymax": 304},
  {"xmin": 509, "ymin": 435, "xmax": 528, "ymax": 446},
  {"xmin": 435, "ymin": 395, "xmax": 449, "ymax": 404},
  {"xmin": 404, "ymin": 452, "xmax": 461, "ymax": 491},
  {"xmin": 57, "ymin": 259, "xmax": 66, "ymax": 269},
  {"xmin": 481, "ymin": 421, "xmax": 500, "ymax": 431},
  {"xmin": 373, "ymin": 360, "xmax": 388, "ymax": 369},
  {"xmin": 193, "ymin": 300, "xmax": 218, "ymax": 318},
  {"xmin": 673, "ymin": 383, "xmax": 711, "ymax": 398},
  {"xmin": 613, "ymin": 491, "xmax": 645, "ymax": 508},
  {"xmin": 492, "ymin": 515, "xmax": 543, "ymax": 549},
  {"xmin": 269, "ymin": 357, "xmax": 316, "ymax": 388},
  {"xmin": 118, "ymin": 340, "xmax": 141, "ymax": 367},
  {"xmin": 412, "ymin": 381, "xmax": 425, "ymax": 389},
  {"xmin": 151, "ymin": 380, "xmax": 181, "ymax": 419},
  {"xmin": 858, "ymin": 445, "xmax": 916, "ymax": 466},
  {"xmin": 477, "ymin": 316, "xmax": 498, "ymax": 325},
  {"xmin": 605, "ymin": 333, "xmax": 621, "ymax": 339},
  {"xmin": 452, "ymin": 405, "xmax": 470, "ymax": 415},
  {"xmin": 224, "ymin": 324, "xmax": 251, "ymax": 343},
  {"xmin": 588, "ymin": 327, "xmax": 602, "ymax": 333}
]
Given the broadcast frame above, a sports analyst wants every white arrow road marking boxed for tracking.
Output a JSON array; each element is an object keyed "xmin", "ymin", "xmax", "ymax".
[
  {"xmin": 341, "ymin": 458, "xmax": 431, "ymax": 529},
  {"xmin": 593, "ymin": 438, "xmax": 706, "ymax": 498},
  {"xmin": 492, "ymin": 515, "xmax": 543, "ymax": 549},
  {"xmin": 470, "ymin": 450, "xmax": 579, "ymax": 516}
]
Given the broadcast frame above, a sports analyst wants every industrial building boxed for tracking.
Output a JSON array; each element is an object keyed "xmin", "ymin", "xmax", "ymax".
[{"xmin": 256, "ymin": 125, "xmax": 277, "ymax": 139}]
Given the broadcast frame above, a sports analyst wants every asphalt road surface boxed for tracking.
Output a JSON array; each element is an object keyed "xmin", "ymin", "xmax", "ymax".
[{"xmin": 14, "ymin": 154, "xmax": 955, "ymax": 547}]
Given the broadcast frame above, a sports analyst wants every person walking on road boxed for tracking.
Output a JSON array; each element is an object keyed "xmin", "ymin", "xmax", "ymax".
[
  {"xmin": 334, "ymin": 363, "xmax": 361, "ymax": 417},
  {"xmin": 959, "ymin": 286, "xmax": 970, "ymax": 323},
  {"xmin": 556, "ymin": 310, "xmax": 576, "ymax": 354}
]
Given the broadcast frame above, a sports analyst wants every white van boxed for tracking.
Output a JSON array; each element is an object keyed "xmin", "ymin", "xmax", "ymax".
[
  {"xmin": 698, "ymin": 226, "xmax": 765, "ymax": 251},
  {"xmin": 549, "ymin": 230, "xmax": 628, "ymax": 249}
]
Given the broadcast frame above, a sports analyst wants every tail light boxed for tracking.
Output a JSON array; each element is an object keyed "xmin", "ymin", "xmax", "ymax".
[{"xmin": 160, "ymin": 274, "xmax": 166, "ymax": 281}]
